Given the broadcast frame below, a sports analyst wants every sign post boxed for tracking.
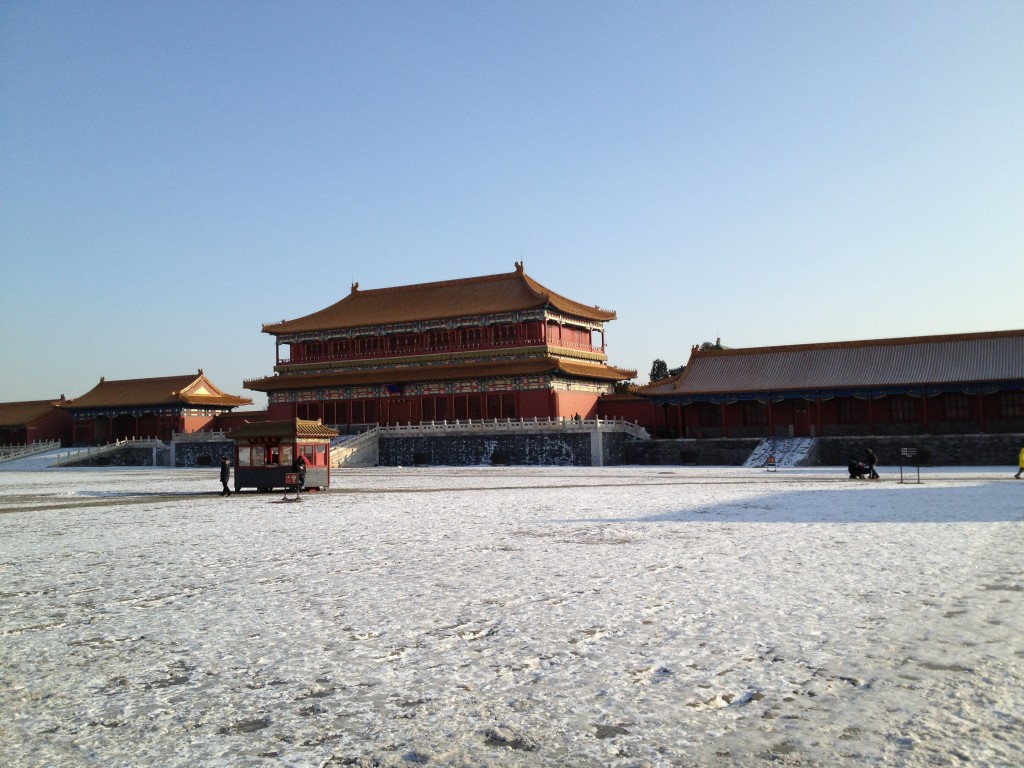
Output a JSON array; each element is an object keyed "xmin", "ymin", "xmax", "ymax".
[
  {"xmin": 284, "ymin": 471, "xmax": 302, "ymax": 501},
  {"xmin": 899, "ymin": 447, "xmax": 920, "ymax": 484}
]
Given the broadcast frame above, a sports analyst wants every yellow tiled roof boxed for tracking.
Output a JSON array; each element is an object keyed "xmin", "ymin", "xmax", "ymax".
[
  {"xmin": 229, "ymin": 418, "xmax": 339, "ymax": 441},
  {"xmin": 67, "ymin": 372, "xmax": 252, "ymax": 409},
  {"xmin": 262, "ymin": 264, "xmax": 617, "ymax": 334},
  {"xmin": 0, "ymin": 399, "xmax": 65, "ymax": 428},
  {"xmin": 245, "ymin": 357, "xmax": 636, "ymax": 393}
]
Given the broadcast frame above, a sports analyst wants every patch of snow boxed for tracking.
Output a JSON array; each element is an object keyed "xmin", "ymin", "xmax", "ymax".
[
  {"xmin": 0, "ymin": 465, "xmax": 1021, "ymax": 766},
  {"xmin": 744, "ymin": 437, "xmax": 815, "ymax": 468}
]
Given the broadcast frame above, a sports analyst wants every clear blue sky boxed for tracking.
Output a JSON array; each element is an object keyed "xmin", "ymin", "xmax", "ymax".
[{"xmin": 2, "ymin": 1, "xmax": 1022, "ymax": 407}]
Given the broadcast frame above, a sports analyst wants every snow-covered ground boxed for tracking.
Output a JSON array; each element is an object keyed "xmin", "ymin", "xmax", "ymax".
[{"xmin": 1, "ymin": 459, "xmax": 1022, "ymax": 767}]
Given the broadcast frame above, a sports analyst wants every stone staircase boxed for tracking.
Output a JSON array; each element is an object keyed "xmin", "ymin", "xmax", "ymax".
[{"xmin": 744, "ymin": 437, "xmax": 815, "ymax": 468}]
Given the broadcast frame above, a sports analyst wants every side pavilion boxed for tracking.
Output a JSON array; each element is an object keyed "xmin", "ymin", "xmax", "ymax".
[
  {"xmin": 0, "ymin": 398, "xmax": 72, "ymax": 446},
  {"xmin": 65, "ymin": 371, "xmax": 252, "ymax": 444}
]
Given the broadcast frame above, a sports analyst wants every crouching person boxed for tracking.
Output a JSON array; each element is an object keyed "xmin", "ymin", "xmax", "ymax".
[{"xmin": 848, "ymin": 458, "xmax": 867, "ymax": 480}]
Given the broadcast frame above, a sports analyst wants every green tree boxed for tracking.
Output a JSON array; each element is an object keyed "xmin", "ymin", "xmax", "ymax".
[
  {"xmin": 649, "ymin": 359, "xmax": 669, "ymax": 382},
  {"xmin": 699, "ymin": 338, "xmax": 725, "ymax": 351}
]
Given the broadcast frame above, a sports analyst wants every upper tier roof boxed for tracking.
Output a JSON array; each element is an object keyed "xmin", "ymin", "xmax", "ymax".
[
  {"xmin": 67, "ymin": 372, "xmax": 252, "ymax": 409},
  {"xmin": 262, "ymin": 263, "xmax": 617, "ymax": 335},
  {"xmin": 639, "ymin": 330, "xmax": 1024, "ymax": 396}
]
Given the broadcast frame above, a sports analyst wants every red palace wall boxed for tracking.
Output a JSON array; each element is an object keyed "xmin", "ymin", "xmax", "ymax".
[
  {"xmin": 262, "ymin": 386, "xmax": 605, "ymax": 427},
  {"xmin": 215, "ymin": 410, "xmax": 271, "ymax": 433},
  {"xmin": 552, "ymin": 390, "xmax": 600, "ymax": 420},
  {"xmin": 180, "ymin": 414, "xmax": 218, "ymax": 435},
  {"xmin": 1, "ymin": 410, "xmax": 73, "ymax": 446},
  {"xmin": 601, "ymin": 390, "xmax": 1024, "ymax": 439}
]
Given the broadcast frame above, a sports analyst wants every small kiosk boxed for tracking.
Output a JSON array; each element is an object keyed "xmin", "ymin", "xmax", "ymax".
[{"xmin": 229, "ymin": 418, "xmax": 338, "ymax": 492}]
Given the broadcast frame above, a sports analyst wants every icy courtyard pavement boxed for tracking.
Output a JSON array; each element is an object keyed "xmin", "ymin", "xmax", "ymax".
[{"xmin": 1, "ymin": 465, "xmax": 1022, "ymax": 768}]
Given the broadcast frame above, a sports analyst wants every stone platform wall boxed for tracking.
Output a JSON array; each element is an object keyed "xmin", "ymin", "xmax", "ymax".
[
  {"xmin": 810, "ymin": 434, "xmax": 1024, "ymax": 467},
  {"xmin": 380, "ymin": 434, "xmax": 595, "ymax": 466},
  {"xmin": 626, "ymin": 439, "xmax": 762, "ymax": 466},
  {"xmin": 625, "ymin": 435, "xmax": 1024, "ymax": 467},
  {"xmin": 172, "ymin": 441, "xmax": 234, "ymax": 468},
  {"xmin": 61, "ymin": 444, "xmax": 170, "ymax": 467}
]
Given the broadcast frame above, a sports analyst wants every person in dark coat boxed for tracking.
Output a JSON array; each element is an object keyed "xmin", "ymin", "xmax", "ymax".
[
  {"xmin": 865, "ymin": 448, "xmax": 879, "ymax": 479},
  {"xmin": 293, "ymin": 453, "xmax": 307, "ymax": 491},
  {"xmin": 220, "ymin": 457, "xmax": 232, "ymax": 496},
  {"xmin": 848, "ymin": 458, "xmax": 867, "ymax": 480}
]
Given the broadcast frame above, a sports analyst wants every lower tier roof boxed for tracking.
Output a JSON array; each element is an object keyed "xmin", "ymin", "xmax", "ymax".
[{"xmin": 245, "ymin": 358, "xmax": 636, "ymax": 393}]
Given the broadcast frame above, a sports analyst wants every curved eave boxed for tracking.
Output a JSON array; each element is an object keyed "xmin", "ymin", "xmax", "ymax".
[
  {"xmin": 519, "ymin": 273, "xmax": 617, "ymax": 322},
  {"xmin": 182, "ymin": 395, "xmax": 253, "ymax": 408},
  {"xmin": 557, "ymin": 360, "xmax": 636, "ymax": 382}
]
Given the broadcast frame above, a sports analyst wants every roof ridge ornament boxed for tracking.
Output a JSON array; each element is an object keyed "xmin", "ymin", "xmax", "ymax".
[
  {"xmin": 514, "ymin": 261, "xmax": 524, "ymax": 273},
  {"xmin": 351, "ymin": 282, "xmax": 360, "ymax": 293}
]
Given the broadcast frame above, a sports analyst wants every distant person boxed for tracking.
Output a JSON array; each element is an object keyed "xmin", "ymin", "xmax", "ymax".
[
  {"xmin": 220, "ymin": 457, "xmax": 232, "ymax": 496},
  {"xmin": 865, "ymin": 448, "xmax": 879, "ymax": 480},
  {"xmin": 293, "ymin": 453, "xmax": 307, "ymax": 491},
  {"xmin": 848, "ymin": 458, "xmax": 867, "ymax": 480},
  {"xmin": 1015, "ymin": 446, "xmax": 1024, "ymax": 479}
]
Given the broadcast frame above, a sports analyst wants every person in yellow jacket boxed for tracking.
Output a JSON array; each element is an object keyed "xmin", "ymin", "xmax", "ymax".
[{"xmin": 1016, "ymin": 446, "xmax": 1024, "ymax": 479}]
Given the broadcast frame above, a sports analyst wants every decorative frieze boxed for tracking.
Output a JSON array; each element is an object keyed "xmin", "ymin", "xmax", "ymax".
[{"xmin": 278, "ymin": 309, "xmax": 551, "ymax": 345}]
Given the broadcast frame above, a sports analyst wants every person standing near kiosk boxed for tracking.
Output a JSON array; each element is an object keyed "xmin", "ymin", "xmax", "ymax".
[
  {"xmin": 220, "ymin": 457, "xmax": 232, "ymax": 496},
  {"xmin": 293, "ymin": 453, "xmax": 307, "ymax": 492}
]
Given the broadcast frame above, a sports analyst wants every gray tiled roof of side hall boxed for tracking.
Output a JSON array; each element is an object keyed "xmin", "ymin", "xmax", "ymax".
[{"xmin": 671, "ymin": 331, "xmax": 1024, "ymax": 394}]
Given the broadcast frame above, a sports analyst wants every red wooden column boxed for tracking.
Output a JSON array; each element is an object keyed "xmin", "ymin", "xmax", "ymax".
[
  {"xmin": 720, "ymin": 402, "xmax": 728, "ymax": 438},
  {"xmin": 978, "ymin": 393, "xmax": 987, "ymax": 432}
]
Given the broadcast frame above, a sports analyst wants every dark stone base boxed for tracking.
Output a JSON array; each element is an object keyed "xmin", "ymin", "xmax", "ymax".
[
  {"xmin": 810, "ymin": 434, "xmax": 1023, "ymax": 467},
  {"xmin": 61, "ymin": 445, "xmax": 169, "ymax": 467},
  {"xmin": 624, "ymin": 434, "xmax": 1024, "ymax": 467},
  {"xmin": 626, "ymin": 439, "xmax": 762, "ymax": 466},
  {"xmin": 380, "ymin": 434, "xmax": 594, "ymax": 466},
  {"xmin": 173, "ymin": 441, "xmax": 234, "ymax": 468}
]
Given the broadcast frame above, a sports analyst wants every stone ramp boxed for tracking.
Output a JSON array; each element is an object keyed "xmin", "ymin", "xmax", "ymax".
[
  {"xmin": 744, "ymin": 437, "xmax": 815, "ymax": 468},
  {"xmin": 0, "ymin": 441, "xmax": 61, "ymax": 464},
  {"xmin": 331, "ymin": 429, "xmax": 381, "ymax": 468}
]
